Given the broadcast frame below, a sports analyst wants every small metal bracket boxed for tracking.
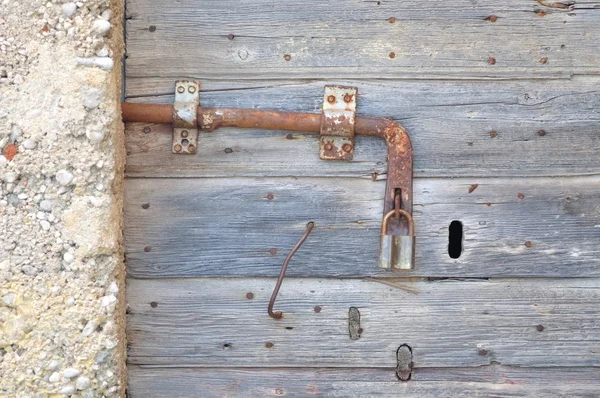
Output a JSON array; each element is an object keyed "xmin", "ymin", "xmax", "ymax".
[
  {"xmin": 172, "ymin": 81, "xmax": 200, "ymax": 154},
  {"xmin": 320, "ymin": 85, "xmax": 357, "ymax": 160}
]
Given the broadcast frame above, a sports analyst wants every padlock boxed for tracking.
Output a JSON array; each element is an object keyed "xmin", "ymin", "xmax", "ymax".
[{"xmin": 378, "ymin": 209, "xmax": 415, "ymax": 270}]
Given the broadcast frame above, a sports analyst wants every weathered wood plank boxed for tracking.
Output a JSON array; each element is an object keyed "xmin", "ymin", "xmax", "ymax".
[
  {"xmin": 124, "ymin": 176, "xmax": 600, "ymax": 278},
  {"xmin": 126, "ymin": 278, "xmax": 600, "ymax": 367},
  {"xmin": 128, "ymin": 366, "xmax": 600, "ymax": 398},
  {"xmin": 125, "ymin": 0, "xmax": 600, "ymax": 80},
  {"xmin": 124, "ymin": 79, "xmax": 600, "ymax": 178}
]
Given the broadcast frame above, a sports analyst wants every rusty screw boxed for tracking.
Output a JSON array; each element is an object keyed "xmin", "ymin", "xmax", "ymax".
[
  {"xmin": 286, "ymin": 133, "xmax": 294, "ymax": 140},
  {"xmin": 143, "ymin": 127, "xmax": 151, "ymax": 134},
  {"xmin": 144, "ymin": 246, "xmax": 152, "ymax": 252},
  {"xmin": 536, "ymin": 324, "xmax": 544, "ymax": 332},
  {"xmin": 188, "ymin": 144, "xmax": 196, "ymax": 154},
  {"xmin": 149, "ymin": 25, "xmax": 156, "ymax": 32},
  {"xmin": 265, "ymin": 342, "xmax": 274, "ymax": 348},
  {"xmin": 150, "ymin": 301, "xmax": 158, "ymax": 308},
  {"xmin": 177, "ymin": 86, "xmax": 185, "ymax": 93},
  {"xmin": 488, "ymin": 15, "xmax": 497, "ymax": 22},
  {"xmin": 174, "ymin": 144, "xmax": 182, "ymax": 152},
  {"xmin": 488, "ymin": 57, "xmax": 496, "ymax": 65},
  {"xmin": 342, "ymin": 143, "xmax": 353, "ymax": 153},
  {"xmin": 525, "ymin": 241, "xmax": 532, "ymax": 248},
  {"xmin": 540, "ymin": 57, "xmax": 548, "ymax": 64},
  {"xmin": 227, "ymin": 34, "xmax": 235, "ymax": 40},
  {"xmin": 537, "ymin": 129, "xmax": 546, "ymax": 136},
  {"xmin": 489, "ymin": 131, "xmax": 497, "ymax": 138},
  {"xmin": 314, "ymin": 306, "xmax": 321, "ymax": 313},
  {"xmin": 188, "ymin": 85, "xmax": 196, "ymax": 94},
  {"xmin": 269, "ymin": 248, "xmax": 278, "ymax": 255},
  {"xmin": 246, "ymin": 292, "xmax": 254, "ymax": 300},
  {"xmin": 388, "ymin": 17, "xmax": 396, "ymax": 23},
  {"xmin": 517, "ymin": 193, "xmax": 525, "ymax": 199},
  {"xmin": 324, "ymin": 143, "xmax": 333, "ymax": 151},
  {"xmin": 181, "ymin": 130, "xmax": 189, "ymax": 138},
  {"xmin": 478, "ymin": 348, "xmax": 489, "ymax": 356},
  {"xmin": 284, "ymin": 54, "xmax": 291, "ymax": 61},
  {"xmin": 266, "ymin": 193, "xmax": 275, "ymax": 200},
  {"xmin": 343, "ymin": 93, "xmax": 353, "ymax": 103},
  {"xmin": 327, "ymin": 95, "xmax": 336, "ymax": 104},
  {"xmin": 389, "ymin": 51, "xmax": 396, "ymax": 59}
]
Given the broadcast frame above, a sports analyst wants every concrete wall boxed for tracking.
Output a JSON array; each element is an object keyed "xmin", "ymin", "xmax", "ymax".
[{"xmin": 0, "ymin": 0, "xmax": 125, "ymax": 396}]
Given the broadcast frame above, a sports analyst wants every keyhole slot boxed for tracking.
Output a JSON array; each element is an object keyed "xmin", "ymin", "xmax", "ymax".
[{"xmin": 448, "ymin": 220, "xmax": 463, "ymax": 259}]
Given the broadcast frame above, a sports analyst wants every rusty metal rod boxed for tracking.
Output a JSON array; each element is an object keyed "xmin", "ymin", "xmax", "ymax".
[
  {"xmin": 123, "ymin": 103, "xmax": 388, "ymax": 137},
  {"xmin": 121, "ymin": 102, "xmax": 413, "ymax": 235},
  {"xmin": 268, "ymin": 221, "xmax": 315, "ymax": 319}
]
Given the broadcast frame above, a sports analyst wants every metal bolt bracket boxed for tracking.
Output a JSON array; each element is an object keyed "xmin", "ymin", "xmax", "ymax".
[
  {"xmin": 172, "ymin": 81, "xmax": 200, "ymax": 154},
  {"xmin": 320, "ymin": 85, "xmax": 357, "ymax": 161}
]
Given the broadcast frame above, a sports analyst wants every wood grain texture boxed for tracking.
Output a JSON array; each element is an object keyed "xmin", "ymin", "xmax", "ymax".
[
  {"xmin": 124, "ymin": 79, "xmax": 600, "ymax": 178},
  {"xmin": 126, "ymin": 278, "xmax": 600, "ymax": 367},
  {"xmin": 124, "ymin": 176, "xmax": 600, "ymax": 278},
  {"xmin": 128, "ymin": 366, "xmax": 600, "ymax": 398},
  {"xmin": 125, "ymin": 0, "xmax": 600, "ymax": 80}
]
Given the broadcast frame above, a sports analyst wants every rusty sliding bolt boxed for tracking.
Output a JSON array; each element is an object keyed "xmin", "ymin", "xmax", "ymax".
[
  {"xmin": 121, "ymin": 86, "xmax": 414, "ymax": 267},
  {"xmin": 268, "ymin": 222, "xmax": 315, "ymax": 319}
]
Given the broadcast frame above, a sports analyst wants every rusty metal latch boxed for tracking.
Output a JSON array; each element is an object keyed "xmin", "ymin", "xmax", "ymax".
[
  {"xmin": 320, "ymin": 85, "xmax": 356, "ymax": 160},
  {"xmin": 172, "ymin": 81, "xmax": 200, "ymax": 154},
  {"xmin": 122, "ymin": 82, "xmax": 415, "ymax": 272}
]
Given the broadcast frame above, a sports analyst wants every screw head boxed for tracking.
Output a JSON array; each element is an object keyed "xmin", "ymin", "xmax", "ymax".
[
  {"xmin": 342, "ymin": 143, "xmax": 353, "ymax": 153},
  {"xmin": 389, "ymin": 51, "xmax": 396, "ymax": 59},
  {"xmin": 174, "ymin": 144, "xmax": 182, "ymax": 152},
  {"xmin": 327, "ymin": 95, "xmax": 336, "ymax": 104},
  {"xmin": 284, "ymin": 54, "xmax": 291, "ymax": 61},
  {"xmin": 517, "ymin": 193, "xmax": 525, "ymax": 199},
  {"xmin": 177, "ymin": 86, "xmax": 185, "ymax": 93},
  {"xmin": 540, "ymin": 57, "xmax": 548, "ymax": 64},
  {"xmin": 388, "ymin": 17, "xmax": 396, "ymax": 23},
  {"xmin": 188, "ymin": 144, "xmax": 196, "ymax": 154},
  {"xmin": 324, "ymin": 143, "xmax": 333, "ymax": 151},
  {"xmin": 489, "ymin": 15, "xmax": 497, "ymax": 22},
  {"xmin": 143, "ymin": 127, "xmax": 151, "ymax": 134},
  {"xmin": 269, "ymin": 248, "xmax": 277, "ymax": 255},
  {"xmin": 488, "ymin": 57, "xmax": 496, "ymax": 65},
  {"xmin": 313, "ymin": 306, "xmax": 321, "ymax": 313},
  {"xmin": 525, "ymin": 241, "xmax": 532, "ymax": 248},
  {"xmin": 537, "ymin": 129, "xmax": 546, "ymax": 136},
  {"xmin": 536, "ymin": 324, "xmax": 544, "ymax": 332},
  {"xmin": 266, "ymin": 193, "xmax": 274, "ymax": 200},
  {"xmin": 489, "ymin": 131, "xmax": 497, "ymax": 138},
  {"xmin": 246, "ymin": 292, "xmax": 254, "ymax": 300},
  {"xmin": 181, "ymin": 130, "xmax": 189, "ymax": 138},
  {"xmin": 343, "ymin": 93, "xmax": 353, "ymax": 103},
  {"xmin": 227, "ymin": 34, "xmax": 235, "ymax": 40},
  {"xmin": 188, "ymin": 85, "xmax": 196, "ymax": 94},
  {"xmin": 265, "ymin": 342, "xmax": 274, "ymax": 348}
]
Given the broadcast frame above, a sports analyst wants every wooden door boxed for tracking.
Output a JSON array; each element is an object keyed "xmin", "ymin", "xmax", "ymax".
[{"xmin": 124, "ymin": 1, "xmax": 600, "ymax": 396}]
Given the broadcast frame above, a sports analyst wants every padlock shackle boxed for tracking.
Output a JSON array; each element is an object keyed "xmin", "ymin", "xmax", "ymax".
[{"xmin": 381, "ymin": 209, "xmax": 414, "ymax": 236}]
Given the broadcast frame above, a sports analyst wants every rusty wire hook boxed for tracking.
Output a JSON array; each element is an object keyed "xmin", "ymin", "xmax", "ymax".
[{"xmin": 268, "ymin": 221, "xmax": 315, "ymax": 319}]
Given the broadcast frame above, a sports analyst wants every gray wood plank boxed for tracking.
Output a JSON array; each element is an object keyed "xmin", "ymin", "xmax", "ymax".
[
  {"xmin": 124, "ymin": 176, "xmax": 600, "ymax": 278},
  {"xmin": 128, "ymin": 366, "xmax": 600, "ymax": 398},
  {"xmin": 126, "ymin": 278, "xmax": 600, "ymax": 367},
  {"xmin": 124, "ymin": 79, "xmax": 600, "ymax": 178},
  {"xmin": 125, "ymin": 0, "xmax": 600, "ymax": 80}
]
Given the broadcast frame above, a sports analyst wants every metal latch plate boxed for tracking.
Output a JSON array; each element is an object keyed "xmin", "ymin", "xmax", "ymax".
[
  {"xmin": 172, "ymin": 81, "xmax": 200, "ymax": 154},
  {"xmin": 320, "ymin": 85, "xmax": 357, "ymax": 161}
]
